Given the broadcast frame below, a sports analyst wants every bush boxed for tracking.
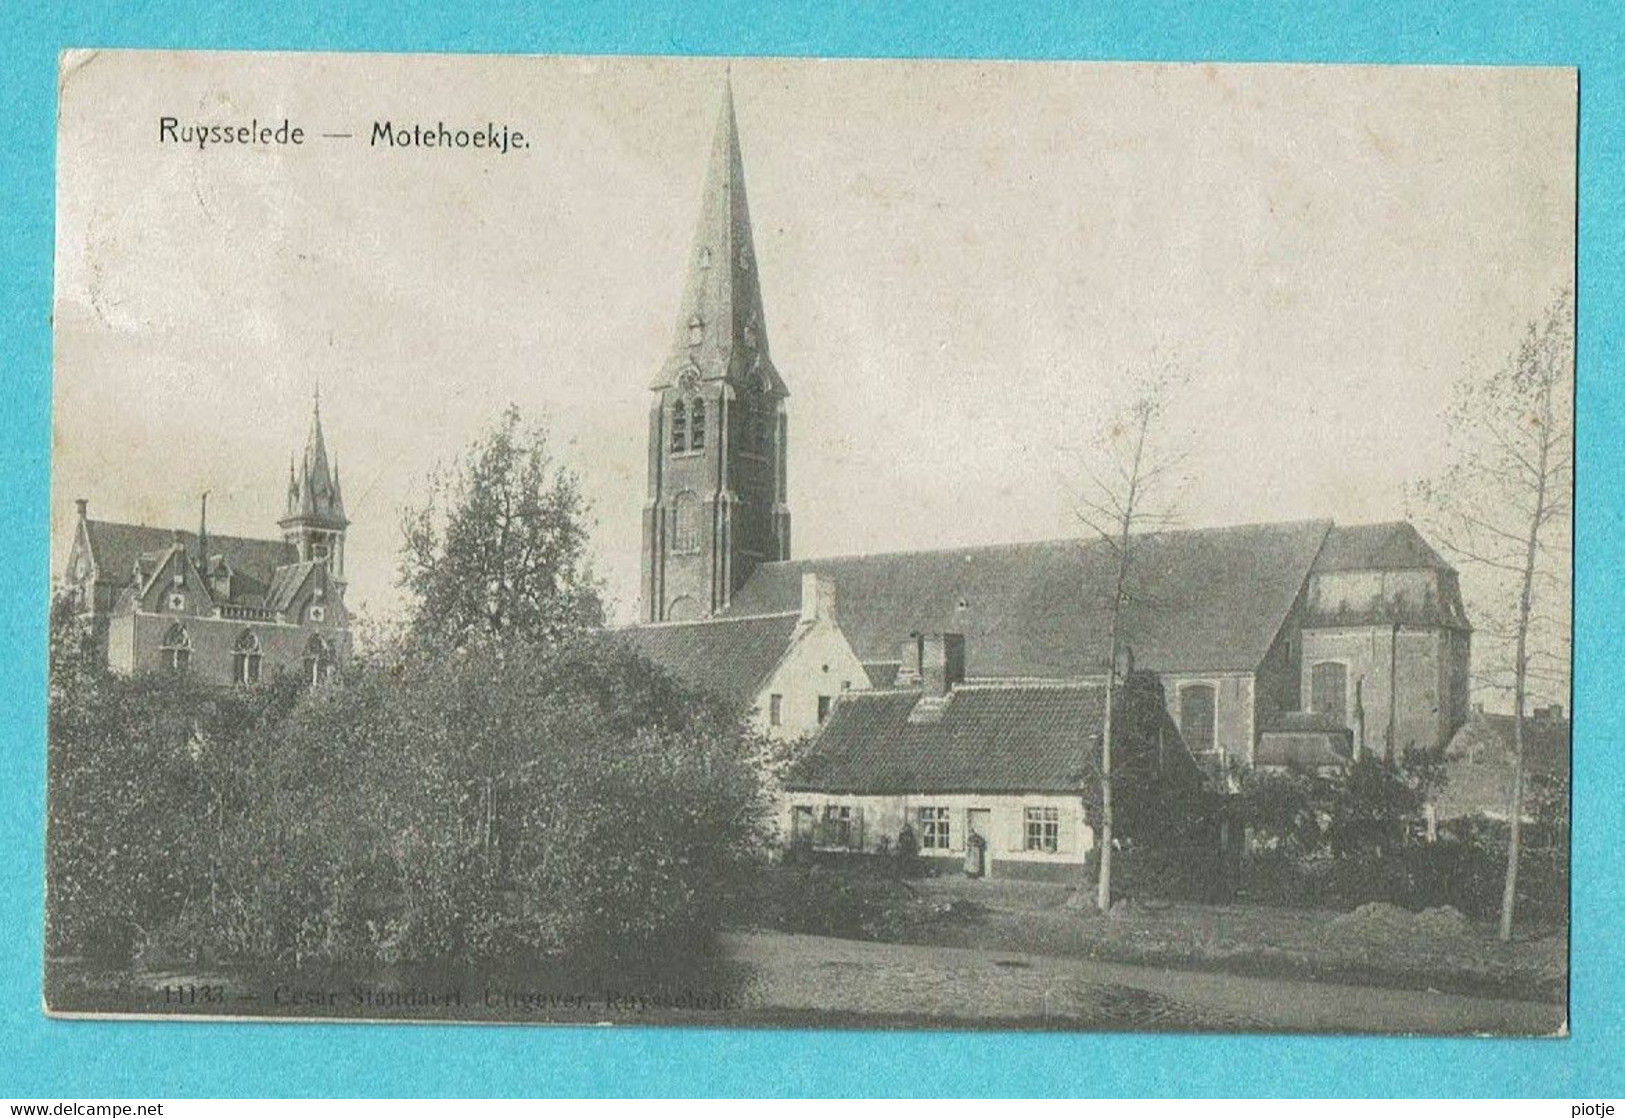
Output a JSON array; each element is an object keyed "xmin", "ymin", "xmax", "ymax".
[{"xmin": 49, "ymin": 631, "xmax": 769, "ymax": 969}]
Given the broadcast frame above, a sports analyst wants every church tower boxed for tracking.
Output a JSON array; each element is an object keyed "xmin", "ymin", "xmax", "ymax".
[
  {"xmin": 640, "ymin": 79, "xmax": 791, "ymax": 622},
  {"xmin": 279, "ymin": 391, "xmax": 348, "ymax": 579}
]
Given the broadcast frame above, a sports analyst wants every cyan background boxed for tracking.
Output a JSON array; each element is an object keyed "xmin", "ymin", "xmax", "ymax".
[{"xmin": 1, "ymin": 0, "xmax": 1617, "ymax": 1098}]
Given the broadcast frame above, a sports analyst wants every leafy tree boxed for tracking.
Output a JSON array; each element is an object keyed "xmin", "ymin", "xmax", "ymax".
[
  {"xmin": 1416, "ymin": 289, "xmax": 1572, "ymax": 939},
  {"xmin": 400, "ymin": 405, "xmax": 605, "ymax": 651},
  {"xmin": 1236, "ymin": 769, "xmax": 1329, "ymax": 856}
]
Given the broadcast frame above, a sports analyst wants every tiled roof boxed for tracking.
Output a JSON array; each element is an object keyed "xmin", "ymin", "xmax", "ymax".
[
  {"xmin": 726, "ymin": 520, "xmax": 1333, "ymax": 677},
  {"xmin": 1255, "ymin": 730, "xmax": 1353, "ymax": 769},
  {"xmin": 861, "ymin": 661, "xmax": 901, "ymax": 688},
  {"xmin": 1313, "ymin": 522, "xmax": 1452, "ymax": 572},
  {"xmin": 1436, "ymin": 711, "xmax": 1571, "ymax": 818},
  {"xmin": 85, "ymin": 520, "xmax": 298, "ymax": 604},
  {"xmin": 1263, "ymin": 710, "xmax": 1349, "ymax": 734},
  {"xmin": 265, "ymin": 562, "xmax": 322, "ymax": 612},
  {"xmin": 607, "ymin": 612, "xmax": 802, "ymax": 709},
  {"xmin": 787, "ymin": 677, "xmax": 1187, "ymax": 795}
]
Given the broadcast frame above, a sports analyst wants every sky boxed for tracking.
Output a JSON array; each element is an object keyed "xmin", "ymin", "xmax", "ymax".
[{"xmin": 51, "ymin": 52, "xmax": 1576, "ymax": 628}]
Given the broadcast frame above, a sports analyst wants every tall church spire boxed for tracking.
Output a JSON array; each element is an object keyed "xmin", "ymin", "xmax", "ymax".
[
  {"xmin": 653, "ymin": 77, "xmax": 787, "ymax": 397},
  {"xmin": 641, "ymin": 76, "xmax": 793, "ymax": 623}
]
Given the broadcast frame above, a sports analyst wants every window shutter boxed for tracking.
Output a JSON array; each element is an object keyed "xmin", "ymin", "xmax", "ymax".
[
  {"xmin": 1056, "ymin": 806, "xmax": 1073, "ymax": 855},
  {"xmin": 1008, "ymin": 808, "xmax": 1026, "ymax": 853},
  {"xmin": 851, "ymin": 805, "xmax": 865, "ymax": 851}
]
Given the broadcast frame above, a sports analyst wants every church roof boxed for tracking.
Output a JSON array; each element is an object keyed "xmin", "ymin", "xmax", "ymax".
[
  {"xmin": 1313, "ymin": 521, "xmax": 1452, "ymax": 572},
  {"xmin": 82, "ymin": 520, "xmax": 297, "ymax": 595},
  {"xmin": 607, "ymin": 611, "xmax": 802, "ymax": 709},
  {"xmin": 652, "ymin": 78, "xmax": 787, "ymax": 397},
  {"xmin": 726, "ymin": 520, "xmax": 1335, "ymax": 678}
]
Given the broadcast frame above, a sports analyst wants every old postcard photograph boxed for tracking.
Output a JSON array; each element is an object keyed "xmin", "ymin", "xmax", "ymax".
[{"xmin": 46, "ymin": 51, "xmax": 1573, "ymax": 1033}]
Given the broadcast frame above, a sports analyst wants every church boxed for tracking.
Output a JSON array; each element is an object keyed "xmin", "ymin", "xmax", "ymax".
[
  {"xmin": 61, "ymin": 397, "xmax": 351, "ymax": 685},
  {"xmin": 623, "ymin": 81, "xmax": 1474, "ymax": 871}
]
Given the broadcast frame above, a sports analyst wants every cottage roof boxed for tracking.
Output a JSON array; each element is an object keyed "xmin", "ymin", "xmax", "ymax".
[
  {"xmin": 726, "ymin": 520, "xmax": 1334, "ymax": 678},
  {"xmin": 787, "ymin": 677, "xmax": 1189, "ymax": 795},
  {"xmin": 608, "ymin": 611, "xmax": 802, "ymax": 709}
]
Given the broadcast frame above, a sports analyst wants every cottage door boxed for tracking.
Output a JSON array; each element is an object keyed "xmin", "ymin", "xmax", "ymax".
[{"xmin": 966, "ymin": 808, "xmax": 992, "ymax": 878}]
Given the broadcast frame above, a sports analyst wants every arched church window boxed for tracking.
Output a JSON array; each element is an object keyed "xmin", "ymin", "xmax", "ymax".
[
  {"xmin": 232, "ymin": 630, "xmax": 262, "ymax": 685},
  {"xmin": 1179, "ymin": 683, "xmax": 1217, "ymax": 752},
  {"xmin": 688, "ymin": 316, "xmax": 704, "ymax": 346},
  {"xmin": 1310, "ymin": 662, "xmax": 1349, "ymax": 725},
  {"xmin": 755, "ymin": 400, "xmax": 774, "ymax": 455},
  {"xmin": 671, "ymin": 491, "xmax": 702, "ymax": 554},
  {"xmin": 304, "ymin": 634, "xmax": 336, "ymax": 685},
  {"xmin": 689, "ymin": 398, "xmax": 706, "ymax": 450},
  {"xmin": 669, "ymin": 399, "xmax": 688, "ymax": 453},
  {"xmin": 160, "ymin": 623, "xmax": 191, "ymax": 672}
]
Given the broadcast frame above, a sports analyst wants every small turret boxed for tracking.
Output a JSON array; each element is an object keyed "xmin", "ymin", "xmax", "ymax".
[{"xmin": 278, "ymin": 390, "xmax": 348, "ymax": 576}]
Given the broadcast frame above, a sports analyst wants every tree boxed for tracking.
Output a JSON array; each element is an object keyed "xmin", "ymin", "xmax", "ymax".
[
  {"xmin": 1072, "ymin": 364, "xmax": 1186, "ymax": 911},
  {"xmin": 1416, "ymin": 289, "xmax": 1572, "ymax": 940},
  {"xmin": 399, "ymin": 405, "xmax": 605, "ymax": 651}
]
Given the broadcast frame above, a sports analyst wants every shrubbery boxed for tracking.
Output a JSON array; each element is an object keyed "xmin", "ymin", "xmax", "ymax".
[
  {"xmin": 1230, "ymin": 753, "xmax": 1568, "ymax": 928},
  {"xmin": 48, "ymin": 627, "xmax": 770, "ymax": 968}
]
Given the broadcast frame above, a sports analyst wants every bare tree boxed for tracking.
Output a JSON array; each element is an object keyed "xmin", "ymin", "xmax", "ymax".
[
  {"xmin": 1416, "ymin": 289, "xmax": 1572, "ymax": 941},
  {"xmin": 1073, "ymin": 363, "xmax": 1186, "ymax": 912}
]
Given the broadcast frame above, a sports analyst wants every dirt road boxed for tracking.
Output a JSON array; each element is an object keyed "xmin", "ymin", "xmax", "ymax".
[{"xmin": 718, "ymin": 931, "xmax": 1566, "ymax": 1034}]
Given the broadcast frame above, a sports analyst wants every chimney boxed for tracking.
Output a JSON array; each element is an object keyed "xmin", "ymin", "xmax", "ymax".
[
  {"xmin": 75, "ymin": 498, "xmax": 88, "ymax": 521},
  {"xmin": 799, "ymin": 572, "xmax": 837, "ymax": 624},
  {"xmin": 197, "ymin": 491, "xmax": 209, "ymax": 572},
  {"xmin": 896, "ymin": 632, "xmax": 965, "ymax": 696}
]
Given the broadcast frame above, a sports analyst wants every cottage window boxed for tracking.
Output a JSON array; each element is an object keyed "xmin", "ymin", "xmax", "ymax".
[
  {"xmin": 769, "ymin": 693, "xmax": 783, "ymax": 727},
  {"xmin": 160, "ymin": 623, "xmax": 191, "ymax": 672},
  {"xmin": 232, "ymin": 630, "xmax": 262, "ymax": 685},
  {"xmin": 824, "ymin": 804, "xmax": 853, "ymax": 847},
  {"xmin": 304, "ymin": 634, "xmax": 336, "ymax": 685},
  {"xmin": 671, "ymin": 492, "xmax": 702, "ymax": 554},
  {"xmin": 669, "ymin": 399, "xmax": 688, "ymax": 453},
  {"xmin": 1310, "ymin": 661, "xmax": 1349, "ymax": 725},
  {"xmin": 1025, "ymin": 806, "xmax": 1060, "ymax": 853},
  {"xmin": 918, "ymin": 806, "xmax": 951, "ymax": 850},
  {"xmin": 817, "ymin": 695, "xmax": 832, "ymax": 724}
]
